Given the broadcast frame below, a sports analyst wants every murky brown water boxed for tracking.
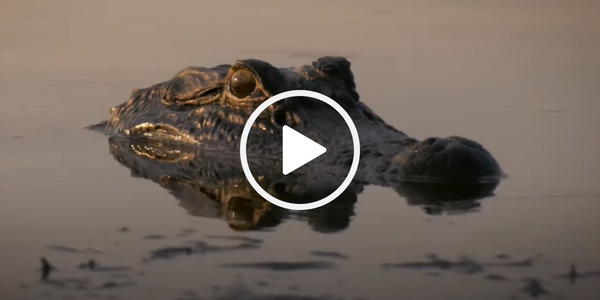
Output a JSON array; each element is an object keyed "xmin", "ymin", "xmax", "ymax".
[{"xmin": 1, "ymin": 1, "xmax": 600, "ymax": 299}]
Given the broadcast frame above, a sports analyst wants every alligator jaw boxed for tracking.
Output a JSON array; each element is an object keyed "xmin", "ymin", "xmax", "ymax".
[{"xmin": 126, "ymin": 123, "xmax": 197, "ymax": 143}]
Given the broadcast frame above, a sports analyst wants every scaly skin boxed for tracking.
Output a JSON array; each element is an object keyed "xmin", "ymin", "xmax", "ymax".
[{"xmin": 90, "ymin": 56, "xmax": 503, "ymax": 184}]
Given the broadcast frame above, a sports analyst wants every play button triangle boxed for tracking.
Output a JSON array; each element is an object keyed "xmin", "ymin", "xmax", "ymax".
[{"xmin": 282, "ymin": 125, "xmax": 327, "ymax": 175}]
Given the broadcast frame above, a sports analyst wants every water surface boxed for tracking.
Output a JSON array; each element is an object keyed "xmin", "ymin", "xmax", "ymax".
[{"xmin": 1, "ymin": 1, "xmax": 600, "ymax": 299}]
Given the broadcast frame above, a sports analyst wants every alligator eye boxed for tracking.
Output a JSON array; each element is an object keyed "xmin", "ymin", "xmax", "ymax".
[{"xmin": 230, "ymin": 69, "xmax": 256, "ymax": 98}]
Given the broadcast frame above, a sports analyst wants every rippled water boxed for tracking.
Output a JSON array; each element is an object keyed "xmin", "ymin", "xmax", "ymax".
[{"xmin": 1, "ymin": 1, "xmax": 600, "ymax": 299}]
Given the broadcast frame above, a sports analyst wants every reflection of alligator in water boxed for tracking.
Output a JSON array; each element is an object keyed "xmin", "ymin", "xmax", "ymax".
[
  {"xmin": 90, "ymin": 56, "xmax": 504, "ymax": 184},
  {"xmin": 107, "ymin": 137, "xmax": 499, "ymax": 232}
]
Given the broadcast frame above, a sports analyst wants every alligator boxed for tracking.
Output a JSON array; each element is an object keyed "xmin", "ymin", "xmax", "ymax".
[
  {"xmin": 88, "ymin": 56, "xmax": 503, "ymax": 230},
  {"xmin": 89, "ymin": 56, "xmax": 503, "ymax": 186}
]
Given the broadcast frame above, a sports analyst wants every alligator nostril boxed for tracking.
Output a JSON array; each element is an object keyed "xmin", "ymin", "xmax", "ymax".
[{"xmin": 420, "ymin": 137, "xmax": 447, "ymax": 152}]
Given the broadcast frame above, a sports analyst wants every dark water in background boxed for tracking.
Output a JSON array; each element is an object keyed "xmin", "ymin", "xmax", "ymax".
[{"xmin": 1, "ymin": 1, "xmax": 600, "ymax": 299}]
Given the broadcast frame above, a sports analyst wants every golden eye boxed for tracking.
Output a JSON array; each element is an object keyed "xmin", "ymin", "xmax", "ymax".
[{"xmin": 230, "ymin": 69, "xmax": 256, "ymax": 98}]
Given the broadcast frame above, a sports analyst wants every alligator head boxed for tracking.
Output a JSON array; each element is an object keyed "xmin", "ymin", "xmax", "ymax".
[{"xmin": 90, "ymin": 56, "xmax": 503, "ymax": 184}]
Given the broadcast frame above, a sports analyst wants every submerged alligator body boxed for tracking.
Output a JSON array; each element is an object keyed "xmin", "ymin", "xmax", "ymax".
[{"xmin": 90, "ymin": 56, "xmax": 503, "ymax": 185}]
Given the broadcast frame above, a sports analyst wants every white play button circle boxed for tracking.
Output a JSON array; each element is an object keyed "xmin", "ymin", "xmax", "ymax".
[
  {"xmin": 282, "ymin": 125, "xmax": 327, "ymax": 175},
  {"xmin": 239, "ymin": 90, "xmax": 361, "ymax": 211}
]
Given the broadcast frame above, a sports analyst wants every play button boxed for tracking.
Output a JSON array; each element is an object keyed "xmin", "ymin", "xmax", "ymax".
[
  {"xmin": 282, "ymin": 126, "xmax": 327, "ymax": 175},
  {"xmin": 239, "ymin": 90, "xmax": 361, "ymax": 211}
]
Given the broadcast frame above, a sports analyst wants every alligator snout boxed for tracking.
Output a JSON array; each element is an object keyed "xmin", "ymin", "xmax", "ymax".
[{"xmin": 393, "ymin": 136, "xmax": 503, "ymax": 182}]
